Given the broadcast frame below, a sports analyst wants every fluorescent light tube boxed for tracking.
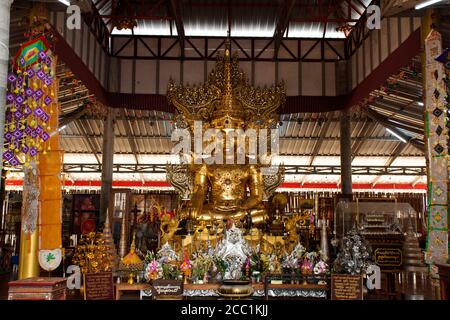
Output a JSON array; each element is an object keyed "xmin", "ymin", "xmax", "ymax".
[
  {"xmin": 386, "ymin": 128, "xmax": 407, "ymax": 143},
  {"xmin": 418, "ymin": 102, "xmax": 424, "ymax": 106},
  {"xmin": 415, "ymin": 0, "xmax": 443, "ymax": 10},
  {"xmin": 59, "ymin": 0, "xmax": 71, "ymax": 6}
]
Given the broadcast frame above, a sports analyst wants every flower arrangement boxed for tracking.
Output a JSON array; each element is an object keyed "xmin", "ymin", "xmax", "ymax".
[
  {"xmin": 213, "ymin": 257, "xmax": 227, "ymax": 280},
  {"xmin": 300, "ymin": 257, "xmax": 314, "ymax": 275},
  {"xmin": 145, "ymin": 259, "xmax": 162, "ymax": 281},
  {"xmin": 281, "ymin": 252, "xmax": 298, "ymax": 273},
  {"xmin": 156, "ymin": 242, "xmax": 179, "ymax": 264},
  {"xmin": 180, "ymin": 252, "xmax": 192, "ymax": 283},
  {"xmin": 313, "ymin": 260, "xmax": 329, "ymax": 275},
  {"xmin": 248, "ymin": 252, "xmax": 268, "ymax": 275},
  {"xmin": 161, "ymin": 262, "xmax": 182, "ymax": 280},
  {"xmin": 144, "ymin": 251, "xmax": 156, "ymax": 264},
  {"xmin": 191, "ymin": 253, "xmax": 213, "ymax": 283},
  {"xmin": 180, "ymin": 251, "xmax": 192, "ymax": 276},
  {"xmin": 305, "ymin": 251, "xmax": 319, "ymax": 265},
  {"xmin": 292, "ymin": 243, "xmax": 306, "ymax": 258},
  {"xmin": 144, "ymin": 249, "xmax": 180, "ymax": 281}
]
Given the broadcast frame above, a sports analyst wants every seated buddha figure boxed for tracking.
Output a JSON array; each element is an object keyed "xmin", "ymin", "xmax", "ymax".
[
  {"xmin": 189, "ymin": 141, "xmax": 267, "ymax": 224},
  {"xmin": 167, "ymin": 42, "xmax": 285, "ymax": 226}
]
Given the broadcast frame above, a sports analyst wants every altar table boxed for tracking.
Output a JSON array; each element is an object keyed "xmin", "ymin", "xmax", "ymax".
[
  {"xmin": 114, "ymin": 283, "xmax": 152, "ymax": 300},
  {"xmin": 140, "ymin": 283, "xmax": 328, "ymax": 299}
]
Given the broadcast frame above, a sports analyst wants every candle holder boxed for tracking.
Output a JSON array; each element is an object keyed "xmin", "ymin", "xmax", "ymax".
[{"xmin": 127, "ymin": 272, "xmax": 135, "ymax": 285}]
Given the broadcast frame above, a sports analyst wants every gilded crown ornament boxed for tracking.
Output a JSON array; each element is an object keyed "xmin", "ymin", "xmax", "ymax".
[{"xmin": 167, "ymin": 41, "xmax": 286, "ymax": 130}]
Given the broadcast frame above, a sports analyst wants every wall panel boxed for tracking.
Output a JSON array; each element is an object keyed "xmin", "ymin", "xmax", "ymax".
[
  {"xmin": 183, "ymin": 61, "xmax": 205, "ymax": 85},
  {"xmin": 380, "ymin": 18, "xmax": 389, "ymax": 63},
  {"xmin": 120, "ymin": 60, "xmax": 133, "ymax": 93},
  {"xmin": 324, "ymin": 63, "xmax": 336, "ymax": 96},
  {"xmin": 88, "ymin": 32, "xmax": 95, "ymax": 74},
  {"xmin": 159, "ymin": 60, "xmax": 180, "ymax": 95},
  {"xmin": 135, "ymin": 60, "xmax": 157, "ymax": 94},
  {"xmin": 279, "ymin": 62, "xmax": 299, "ymax": 96},
  {"xmin": 254, "ymin": 62, "xmax": 275, "ymax": 87},
  {"xmin": 389, "ymin": 17, "xmax": 399, "ymax": 53},
  {"xmin": 302, "ymin": 62, "xmax": 322, "ymax": 96}
]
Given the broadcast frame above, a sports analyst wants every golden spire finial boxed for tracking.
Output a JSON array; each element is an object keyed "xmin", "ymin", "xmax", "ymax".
[
  {"xmin": 224, "ymin": 30, "xmax": 231, "ymax": 59},
  {"xmin": 223, "ymin": 34, "xmax": 233, "ymax": 109},
  {"xmin": 130, "ymin": 232, "xmax": 136, "ymax": 252}
]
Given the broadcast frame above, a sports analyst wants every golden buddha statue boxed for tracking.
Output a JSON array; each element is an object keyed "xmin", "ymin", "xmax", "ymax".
[{"xmin": 167, "ymin": 41, "xmax": 285, "ymax": 227}]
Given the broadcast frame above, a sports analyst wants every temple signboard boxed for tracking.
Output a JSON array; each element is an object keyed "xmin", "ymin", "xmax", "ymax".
[
  {"xmin": 83, "ymin": 272, "xmax": 114, "ymax": 300},
  {"xmin": 331, "ymin": 274, "xmax": 363, "ymax": 300},
  {"xmin": 151, "ymin": 279, "xmax": 183, "ymax": 297},
  {"xmin": 374, "ymin": 248, "xmax": 403, "ymax": 268}
]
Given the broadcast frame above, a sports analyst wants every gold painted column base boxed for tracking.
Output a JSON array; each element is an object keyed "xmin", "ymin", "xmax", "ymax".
[{"xmin": 18, "ymin": 227, "xmax": 40, "ymax": 279}]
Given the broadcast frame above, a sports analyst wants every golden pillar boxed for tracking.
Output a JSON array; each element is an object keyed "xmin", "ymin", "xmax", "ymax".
[
  {"xmin": 18, "ymin": 228, "xmax": 40, "ymax": 279},
  {"xmin": 39, "ymin": 55, "xmax": 62, "ymax": 251},
  {"xmin": 17, "ymin": 3, "xmax": 61, "ymax": 278}
]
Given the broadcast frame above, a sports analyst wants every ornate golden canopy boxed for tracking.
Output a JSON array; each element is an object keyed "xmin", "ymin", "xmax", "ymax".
[{"xmin": 167, "ymin": 42, "xmax": 286, "ymax": 130}]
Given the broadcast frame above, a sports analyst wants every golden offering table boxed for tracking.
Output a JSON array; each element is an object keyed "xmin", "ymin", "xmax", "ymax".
[
  {"xmin": 114, "ymin": 283, "xmax": 152, "ymax": 300},
  {"xmin": 139, "ymin": 282, "xmax": 328, "ymax": 299}
]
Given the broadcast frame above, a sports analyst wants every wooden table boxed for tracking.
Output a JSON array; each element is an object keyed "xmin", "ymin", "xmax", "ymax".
[
  {"xmin": 8, "ymin": 277, "xmax": 67, "ymax": 300},
  {"xmin": 114, "ymin": 283, "xmax": 151, "ymax": 300}
]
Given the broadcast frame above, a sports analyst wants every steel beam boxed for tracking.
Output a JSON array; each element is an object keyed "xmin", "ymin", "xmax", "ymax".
[
  {"xmin": 43, "ymin": 163, "xmax": 427, "ymax": 176},
  {"xmin": 74, "ymin": 119, "xmax": 102, "ymax": 164},
  {"xmin": 362, "ymin": 107, "xmax": 425, "ymax": 152},
  {"xmin": 340, "ymin": 108, "xmax": 353, "ymax": 195},
  {"xmin": 169, "ymin": 0, "xmax": 185, "ymax": 56},
  {"xmin": 273, "ymin": 0, "xmax": 296, "ymax": 59},
  {"xmin": 308, "ymin": 116, "xmax": 333, "ymax": 166}
]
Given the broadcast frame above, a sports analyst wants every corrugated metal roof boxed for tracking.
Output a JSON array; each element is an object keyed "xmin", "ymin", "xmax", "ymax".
[
  {"xmin": 106, "ymin": 0, "xmax": 374, "ymax": 39},
  {"xmin": 60, "ymin": 109, "xmax": 424, "ymax": 159}
]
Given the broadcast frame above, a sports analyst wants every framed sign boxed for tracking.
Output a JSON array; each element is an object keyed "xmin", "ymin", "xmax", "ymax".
[
  {"xmin": 374, "ymin": 248, "xmax": 403, "ymax": 268},
  {"xmin": 83, "ymin": 272, "xmax": 114, "ymax": 300},
  {"xmin": 151, "ymin": 279, "xmax": 183, "ymax": 297},
  {"xmin": 331, "ymin": 274, "xmax": 363, "ymax": 300}
]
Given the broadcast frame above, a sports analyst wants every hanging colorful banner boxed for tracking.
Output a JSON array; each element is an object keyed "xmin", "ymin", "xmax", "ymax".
[
  {"xmin": 13, "ymin": 36, "xmax": 50, "ymax": 69},
  {"xmin": 424, "ymin": 30, "xmax": 449, "ymax": 267},
  {"xmin": 4, "ymin": 36, "xmax": 55, "ymax": 168}
]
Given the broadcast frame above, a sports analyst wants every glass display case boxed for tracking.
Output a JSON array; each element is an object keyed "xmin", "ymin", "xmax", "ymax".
[{"xmin": 333, "ymin": 200, "xmax": 418, "ymax": 243}]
